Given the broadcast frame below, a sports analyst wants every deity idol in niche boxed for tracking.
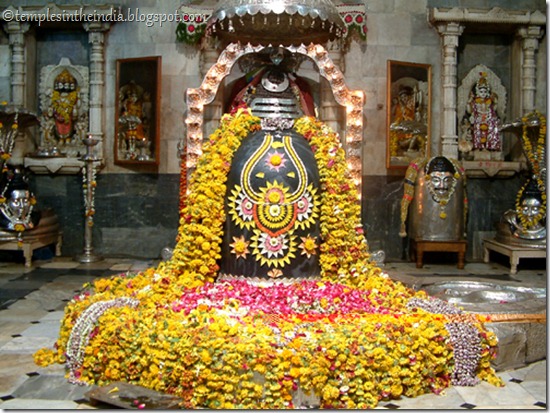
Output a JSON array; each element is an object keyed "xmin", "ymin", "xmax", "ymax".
[
  {"xmin": 389, "ymin": 85, "xmax": 425, "ymax": 156},
  {"xmin": 220, "ymin": 64, "xmax": 321, "ymax": 279},
  {"xmin": 463, "ymin": 72, "xmax": 502, "ymax": 152},
  {"xmin": 118, "ymin": 81, "xmax": 149, "ymax": 160},
  {"xmin": 502, "ymin": 178, "xmax": 546, "ymax": 242},
  {"xmin": 48, "ymin": 69, "xmax": 80, "ymax": 144}
]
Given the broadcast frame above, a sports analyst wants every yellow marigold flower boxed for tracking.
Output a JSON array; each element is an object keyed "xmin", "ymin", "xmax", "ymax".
[
  {"xmin": 322, "ymin": 384, "xmax": 340, "ymax": 400},
  {"xmin": 200, "ymin": 349, "xmax": 212, "ymax": 364}
]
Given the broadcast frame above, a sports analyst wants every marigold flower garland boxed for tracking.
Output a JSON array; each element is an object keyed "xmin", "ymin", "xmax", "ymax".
[
  {"xmin": 33, "ymin": 109, "xmax": 503, "ymax": 409},
  {"xmin": 51, "ymin": 90, "xmax": 79, "ymax": 124},
  {"xmin": 515, "ymin": 111, "xmax": 547, "ymax": 229},
  {"xmin": 520, "ymin": 110, "xmax": 546, "ymax": 181}
]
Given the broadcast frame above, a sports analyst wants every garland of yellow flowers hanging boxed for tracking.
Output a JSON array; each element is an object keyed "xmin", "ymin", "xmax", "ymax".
[
  {"xmin": 51, "ymin": 90, "xmax": 79, "ymax": 124},
  {"xmin": 0, "ymin": 111, "xmax": 19, "ymax": 173},
  {"xmin": 294, "ymin": 116, "xmax": 378, "ymax": 287},
  {"xmin": 177, "ymin": 141, "xmax": 187, "ymax": 224},
  {"xmin": 520, "ymin": 110, "xmax": 546, "ymax": 182},
  {"xmin": 514, "ymin": 111, "xmax": 547, "ymax": 230}
]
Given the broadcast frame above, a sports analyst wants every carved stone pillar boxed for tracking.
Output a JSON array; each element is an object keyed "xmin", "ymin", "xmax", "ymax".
[
  {"xmin": 436, "ymin": 22, "xmax": 464, "ymax": 159},
  {"xmin": 4, "ymin": 20, "xmax": 30, "ymax": 108},
  {"xmin": 516, "ymin": 26, "xmax": 543, "ymax": 115},
  {"xmin": 4, "ymin": 20, "xmax": 30, "ymax": 166},
  {"xmin": 84, "ymin": 23, "xmax": 110, "ymax": 159}
]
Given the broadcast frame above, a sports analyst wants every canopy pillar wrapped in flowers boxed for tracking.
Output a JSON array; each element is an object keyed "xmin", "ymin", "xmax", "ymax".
[{"xmin": 34, "ymin": 108, "xmax": 503, "ymax": 409}]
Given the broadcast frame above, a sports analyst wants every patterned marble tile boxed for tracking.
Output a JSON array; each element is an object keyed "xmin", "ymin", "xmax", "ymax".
[
  {"xmin": 472, "ymin": 404, "xmax": 545, "ymax": 409},
  {"xmin": 0, "ymin": 353, "xmax": 39, "ymax": 396},
  {"xmin": 39, "ymin": 260, "xmax": 80, "ymax": 270},
  {"xmin": 0, "ymin": 320, "xmax": 31, "ymax": 339},
  {"xmin": 20, "ymin": 320, "xmax": 62, "ymax": 339},
  {"xmin": 0, "ymin": 335, "xmax": 56, "ymax": 354},
  {"xmin": 39, "ymin": 310, "xmax": 65, "ymax": 321},
  {"xmin": 0, "ymin": 301, "xmax": 49, "ymax": 322},
  {"xmin": 384, "ymin": 387, "xmax": 466, "ymax": 409},
  {"xmin": 108, "ymin": 262, "xmax": 134, "ymax": 271},
  {"xmin": 454, "ymin": 380, "xmax": 538, "ymax": 407},
  {"xmin": 74, "ymin": 260, "xmax": 121, "ymax": 270},
  {"xmin": 510, "ymin": 360, "xmax": 547, "ymax": 382},
  {"xmin": 0, "ymin": 398, "xmax": 80, "ymax": 409},
  {"xmin": 0, "ymin": 374, "xmax": 31, "ymax": 402},
  {"xmin": 524, "ymin": 381, "xmax": 547, "ymax": 404},
  {"xmin": 129, "ymin": 260, "xmax": 159, "ymax": 272}
]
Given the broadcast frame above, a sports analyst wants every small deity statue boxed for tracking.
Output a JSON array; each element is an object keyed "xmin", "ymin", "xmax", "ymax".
[
  {"xmin": 425, "ymin": 157, "xmax": 458, "ymax": 205},
  {"xmin": 118, "ymin": 81, "xmax": 148, "ymax": 160},
  {"xmin": 463, "ymin": 72, "xmax": 502, "ymax": 152},
  {"xmin": 393, "ymin": 86, "xmax": 418, "ymax": 123},
  {"xmin": 0, "ymin": 167, "xmax": 39, "ymax": 233},
  {"xmin": 389, "ymin": 85, "xmax": 426, "ymax": 157},
  {"xmin": 47, "ymin": 69, "xmax": 80, "ymax": 144},
  {"xmin": 400, "ymin": 156, "xmax": 467, "ymax": 241},
  {"xmin": 502, "ymin": 178, "xmax": 546, "ymax": 242},
  {"xmin": 458, "ymin": 117, "xmax": 474, "ymax": 159}
]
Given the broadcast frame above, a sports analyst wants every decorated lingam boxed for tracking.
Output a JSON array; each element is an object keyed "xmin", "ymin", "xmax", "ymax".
[
  {"xmin": 0, "ymin": 104, "xmax": 40, "ymax": 242},
  {"xmin": 0, "ymin": 166, "xmax": 39, "ymax": 234},
  {"xmin": 0, "ymin": 103, "xmax": 61, "ymax": 258},
  {"xmin": 33, "ymin": 0, "xmax": 504, "ymax": 409},
  {"xmin": 497, "ymin": 110, "xmax": 546, "ymax": 247},
  {"xmin": 219, "ymin": 59, "xmax": 322, "ymax": 279}
]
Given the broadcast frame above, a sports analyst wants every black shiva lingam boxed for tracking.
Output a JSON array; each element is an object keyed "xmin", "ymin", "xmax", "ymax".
[{"xmin": 220, "ymin": 62, "xmax": 321, "ymax": 279}]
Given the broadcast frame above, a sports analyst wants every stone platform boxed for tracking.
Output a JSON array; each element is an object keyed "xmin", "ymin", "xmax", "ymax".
[
  {"xmin": 483, "ymin": 238, "xmax": 546, "ymax": 275},
  {"xmin": 0, "ymin": 209, "xmax": 62, "ymax": 267}
]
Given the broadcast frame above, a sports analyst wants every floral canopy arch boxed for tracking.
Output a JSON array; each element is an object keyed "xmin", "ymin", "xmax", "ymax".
[{"xmin": 183, "ymin": 42, "xmax": 364, "ymax": 192}]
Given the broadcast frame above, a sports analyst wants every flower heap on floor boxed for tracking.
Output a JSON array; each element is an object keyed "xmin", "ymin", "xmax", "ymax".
[{"xmin": 35, "ymin": 109, "xmax": 503, "ymax": 409}]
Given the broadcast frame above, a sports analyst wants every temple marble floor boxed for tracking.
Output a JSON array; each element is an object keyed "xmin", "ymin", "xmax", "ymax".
[{"xmin": 0, "ymin": 256, "xmax": 546, "ymax": 410}]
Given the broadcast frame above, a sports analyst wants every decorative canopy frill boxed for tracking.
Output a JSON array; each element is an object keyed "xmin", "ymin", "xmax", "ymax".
[
  {"xmin": 176, "ymin": 1, "xmax": 367, "ymax": 46},
  {"xmin": 0, "ymin": 103, "xmax": 39, "ymax": 130},
  {"xmin": 206, "ymin": 0, "xmax": 345, "ymax": 45},
  {"xmin": 0, "ymin": 103, "xmax": 39, "ymax": 170}
]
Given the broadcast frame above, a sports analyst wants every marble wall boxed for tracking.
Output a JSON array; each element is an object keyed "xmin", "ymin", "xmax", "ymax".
[
  {"xmin": 0, "ymin": 0, "xmax": 546, "ymax": 264},
  {"xmin": 31, "ymin": 171, "xmax": 524, "ymax": 262}
]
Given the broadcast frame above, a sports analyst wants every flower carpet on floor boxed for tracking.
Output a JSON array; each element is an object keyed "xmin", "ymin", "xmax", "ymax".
[{"xmin": 34, "ymin": 110, "xmax": 504, "ymax": 409}]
